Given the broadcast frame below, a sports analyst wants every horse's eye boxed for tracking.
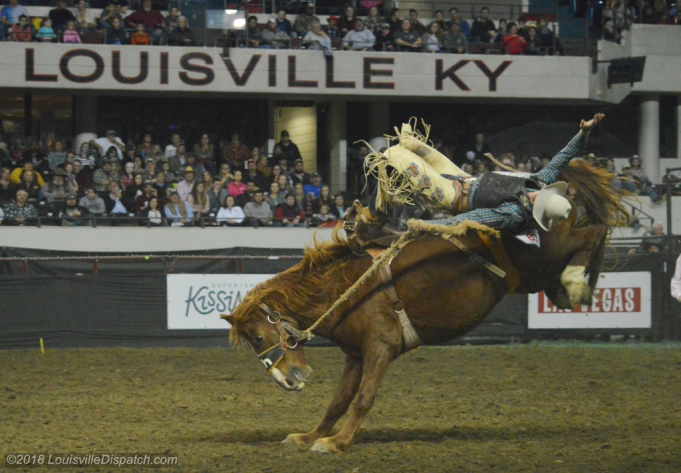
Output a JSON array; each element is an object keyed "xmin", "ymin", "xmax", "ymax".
[{"xmin": 254, "ymin": 335, "xmax": 264, "ymax": 346}]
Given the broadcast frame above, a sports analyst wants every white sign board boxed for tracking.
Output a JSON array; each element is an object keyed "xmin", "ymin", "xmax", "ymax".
[
  {"xmin": 528, "ymin": 272, "xmax": 652, "ymax": 329},
  {"xmin": 167, "ymin": 274, "xmax": 273, "ymax": 329}
]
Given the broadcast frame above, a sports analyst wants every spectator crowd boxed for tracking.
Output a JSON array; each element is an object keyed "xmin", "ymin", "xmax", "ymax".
[{"xmin": 0, "ymin": 129, "xmax": 349, "ymax": 227}]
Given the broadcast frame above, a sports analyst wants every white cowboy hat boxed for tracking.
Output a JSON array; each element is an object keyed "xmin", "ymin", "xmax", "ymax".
[{"xmin": 532, "ymin": 182, "xmax": 571, "ymax": 231}]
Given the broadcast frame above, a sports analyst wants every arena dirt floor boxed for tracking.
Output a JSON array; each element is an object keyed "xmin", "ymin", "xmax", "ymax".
[{"xmin": 2, "ymin": 343, "xmax": 681, "ymax": 472}]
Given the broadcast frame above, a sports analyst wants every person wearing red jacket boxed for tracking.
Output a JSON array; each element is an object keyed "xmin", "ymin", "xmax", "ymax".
[
  {"xmin": 125, "ymin": 0, "xmax": 163, "ymax": 30},
  {"xmin": 501, "ymin": 22, "xmax": 527, "ymax": 55},
  {"xmin": 274, "ymin": 194, "xmax": 305, "ymax": 227}
]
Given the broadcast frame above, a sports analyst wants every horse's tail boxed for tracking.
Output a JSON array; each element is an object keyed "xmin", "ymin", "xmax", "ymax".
[{"xmin": 560, "ymin": 160, "xmax": 634, "ymax": 229}]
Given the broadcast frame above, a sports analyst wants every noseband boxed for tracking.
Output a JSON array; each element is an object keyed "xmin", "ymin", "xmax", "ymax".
[{"xmin": 255, "ymin": 303, "xmax": 312, "ymax": 374}]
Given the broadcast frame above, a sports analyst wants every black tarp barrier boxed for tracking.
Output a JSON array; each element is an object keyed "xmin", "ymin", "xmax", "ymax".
[{"xmin": 0, "ymin": 248, "xmax": 672, "ymax": 349}]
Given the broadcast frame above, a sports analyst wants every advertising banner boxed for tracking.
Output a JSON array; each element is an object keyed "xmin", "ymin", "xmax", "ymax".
[
  {"xmin": 528, "ymin": 272, "xmax": 652, "ymax": 329},
  {"xmin": 167, "ymin": 274, "xmax": 272, "ymax": 329}
]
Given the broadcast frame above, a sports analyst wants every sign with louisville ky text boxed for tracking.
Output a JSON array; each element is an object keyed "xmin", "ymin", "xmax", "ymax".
[
  {"xmin": 167, "ymin": 274, "xmax": 273, "ymax": 329},
  {"xmin": 528, "ymin": 271, "xmax": 652, "ymax": 329},
  {"xmin": 1, "ymin": 43, "xmax": 591, "ymax": 99}
]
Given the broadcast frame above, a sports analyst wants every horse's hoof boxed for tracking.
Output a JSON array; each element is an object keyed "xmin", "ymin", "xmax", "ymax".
[
  {"xmin": 282, "ymin": 433, "xmax": 312, "ymax": 447},
  {"xmin": 310, "ymin": 437, "xmax": 342, "ymax": 454},
  {"xmin": 561, "ymin": 265, "xmax": 592, "ymax": 305}
]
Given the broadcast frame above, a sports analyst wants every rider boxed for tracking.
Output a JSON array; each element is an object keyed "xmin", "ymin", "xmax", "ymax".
[{"xmin": 360, "ymin": 114, "xmax": 604, "ymax": 232}]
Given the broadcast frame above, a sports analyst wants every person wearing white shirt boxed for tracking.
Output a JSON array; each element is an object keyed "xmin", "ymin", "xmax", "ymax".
[
  {"xmin": 671, "ymin": 254, "xmax": 681, "ymax": 302},
  {"xmin": 216, "ymin": 195, "xmax": 244, "ymax": 226},
  {"xmin": 90, "ymin": 129, "xmax": 125, "ymax": 161},
  {"xmin": 165, "ymin": 133, "xmax": 181, "ymax": 159},
  {"xmin": 342, "ymin": 18, "xmax": 375, "ymax": 51}
]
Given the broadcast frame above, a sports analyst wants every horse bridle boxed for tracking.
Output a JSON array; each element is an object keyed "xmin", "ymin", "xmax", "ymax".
[{"xmin": 254, "ymin": 303, "xmax": 312, "ymax": 374}]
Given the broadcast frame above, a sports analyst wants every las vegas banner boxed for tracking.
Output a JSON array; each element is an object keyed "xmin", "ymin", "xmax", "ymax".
[{"xmin": 528, "ymin": 271, "xmax": 652, "ymax": 329}]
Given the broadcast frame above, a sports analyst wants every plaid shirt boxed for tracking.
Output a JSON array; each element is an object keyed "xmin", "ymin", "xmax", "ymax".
[{"xmin": 427, "ymin": 131, "xmax": 584, "ymax": 230}]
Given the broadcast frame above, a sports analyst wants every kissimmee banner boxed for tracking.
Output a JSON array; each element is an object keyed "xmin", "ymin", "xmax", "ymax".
[{"xmin": 0, "ymin": 43, "xmax": 592, "ymax": 99}]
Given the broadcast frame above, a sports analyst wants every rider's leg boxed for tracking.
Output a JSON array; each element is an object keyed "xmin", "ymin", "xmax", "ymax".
[{"xmin": 398, "ymin": 123, "xmax": 467, "ymax": 177}]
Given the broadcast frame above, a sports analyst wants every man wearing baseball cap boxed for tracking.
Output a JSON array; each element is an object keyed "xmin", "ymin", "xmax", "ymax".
[
  {"xmin": 304, "ymin": 171, "xmax": 323, "ymax": 198},
  {"xmin": 90, "ymin": 129, "xmax": 125, "ymax": 161}
]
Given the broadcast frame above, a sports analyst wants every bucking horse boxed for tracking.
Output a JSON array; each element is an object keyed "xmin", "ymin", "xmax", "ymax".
[{"xmin": 221, "ymin": 159, "xmax": 631, "ymax": 453}]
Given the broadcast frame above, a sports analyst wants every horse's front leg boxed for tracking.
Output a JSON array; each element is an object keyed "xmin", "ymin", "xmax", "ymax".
[
  {"xmin": 311, "ymin": 344, "xmax": 395, "ymax": 453},
  {"xmin": 282, "ymin": 354, "xmax": 363, "ymax": 447}
]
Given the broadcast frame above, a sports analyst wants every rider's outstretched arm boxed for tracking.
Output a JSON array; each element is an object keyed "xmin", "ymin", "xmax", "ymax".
[
  {"xmin": 425, "ymin": 202, "xmax": 525, "ymax": 231},
  {"xmin": 535, "ymin": 113, "xmax": 603, "ymax": 185}
]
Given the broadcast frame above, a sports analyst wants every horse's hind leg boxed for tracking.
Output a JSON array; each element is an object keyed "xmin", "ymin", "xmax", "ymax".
[
  {"xmin": 282, "ymin": 355, "xmax": 362, "ymax": 448},
  {"xmin": 311, "ymin": 345, "xmax": 395, "ymax": 453}
]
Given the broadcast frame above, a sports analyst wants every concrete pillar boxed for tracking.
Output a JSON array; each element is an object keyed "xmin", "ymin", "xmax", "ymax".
[
  {"xmin": 73, "ymin": 95, "xmax": 98, "ymax": 135},
  {"xmin": 677, "ymin": 95, "xmax": 681, "ymax": 159},
  {"xmin": 638, "ymin": 95, "xmax": 659, "ymax": 182},
  {"xmin": 367, "ymin": 102, "xmax": 390, "ymax": 141},
  {"xmin": 329, "ymin": 100, "xmax": 347, "ymax": 192}
]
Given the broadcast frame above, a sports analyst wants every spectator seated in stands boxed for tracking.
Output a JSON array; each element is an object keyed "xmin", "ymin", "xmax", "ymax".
[
  {"xmin": 99, "ymin": 2, "xmax": 122, "ymax": 30},
  {"xmin": 59, "ymin": 193, "xmax": 87, "ymax": 226},
  {"xmin": 343, "ymin": 18, "xmax": 376, "ymax": 51},
  {"xmin": 107, "ymin": 17, "xmax": 127, "ymax": 44},
  {"xmin": 422, "ymin": 21, "xmax": 443, "ymax": 53},
  {"xmin": 36, "ymin": 18, "xmax": 57, "ymax": 42},
  {"xmin": 241, "ymin": 159, "xmax": 267, "ymax": 191},
  {"xmin": 206, "ymin": 179, "xmax": 226, "ymax": 214},
  {"xmin": 132, "ymin": 182, "xmax": 157, "ymax": 213},
  {"xmin": 303, "ymin": 21, "xmax": 331, "ymax": 51},
  {"xmin": 525, "ymin": 23, "xmax": 545, "ymax": 55},
  {"xmin": 79, "ymin": 18, "xmax": 97, "ymax": 36},
  {"xmin": 125, "ymin": 0, "xmax": 164, "ymax": 33},
  {"xmin": 294, "ymin": 4, "xmax": 319, "ymax": 39},
  {"xmin": 228, "ymin": 169, "xmax": 246, "ymax": 199},
  {"xmin": 387, "ymin": 7, "xmax": 402, "ymax": 35},
  {"xmin": 62, "ymin": 20, "xmax": 82, "ymax": 43},
  {"xmin": 164, "ymin": 189, "xmax": 193, "ymax": 226},
  {"xmin": 11, "ymin": 162, "xmax": 44, "ymax": 187},
  {"xmin": 237, "ymin": 180, "xmax": 257, "ymax": 208},
  {"xmin": 168, "ymin": 16, "xmax": 195, "ymax": 46},
  {"xmin": 409, "ymin": 9, "xmax": 426, "ymax": 35},
  {"xmin": 223, "ymin": 132, "xmax": 249, "ymax": 170},
  {"xmin": 446, "ymin": 7, "xmax": 470, "ymax": 39},
  {"xmin": 16, "ymin": 169, "xmax": 42, "ymax": 204},
  {"xmin": 326, "ymin": 15, "xmax": 340, "ymax": 39},
  {"xmin": 628, "ymin": 155, "xmax": 664, "ymax": 203},
  {"xmin": 315, "ymin": 204, "xmax": 338, "ymax": 228},
  {"xmin": 262, "ymin": 18, "xmax": 290, "ymax": 49},
  {"xmin": 43, "ymin": 168, "xmax": 73, "ymax": 212},
  {"xmin": 289, "ymin": 158, "xmax": 310, "ymax": 186},
  {"xmin": 277, "ymin": 130, "xmax": 302, "ymax": 162},
  {"xmin": 275, "ymin": 9, "xmax": 293, "ymax": 37},
  {"xmin": 444, "ymin": 21, "xmax": 468, "ymax": 53},
  {"xmin": 393, "ymin": 19, "xmax": 422, "ymax": 52},
  {"xmin": 303, "ymin": 172, "xmax": 323, "ymax": 198},
  {"xmin": 216, "ymin": 195, "xmax": 244, "ymax": 227},
  {"xmin": 338, "ymin": 4, "xmax": 357, "ymax": 37},
  {"xmin": 1, "ymin": 0, "xmax": 28, "ymax": 39},
  {"xmin": 93, "ymin": 160, "xmax": 119, "ymax": 196},
  {"xmin": 0, "ymin": 167, "xmax": 16, "ymax": 206},
  {"xmin": 502, "ymin": 22, "xmax": 527, "ymax": 55},
  {"xmin": 164, "ymin": 6, "xmax": 180, "ymax": 32},
  {"xmin": 176, "ymin": 166, "xmax": 195, "ymax": 201},
  {"xmin": 374, "ymin": 23, "xmax": 394, "ymax": 51},
  {"xmin": 24, "ymin": 141, "xmax": 48, "ymax": 174},
  {"xmin": 274, "ymin": 194, "xmax": 305, "ymax": 227},
  {"xmin": 73, "ymin": 161, "xmax": 91, "ymax": 194},
  {"xmin": 103, "ymin": 181, "xmax": 129, "ymax": 220},
  {"xmin": 188, "ymin": 182, "xmax": 210, "ymax": 220},
  {"xmin": 91, "ymin": 129, "xmax": 124, "ymax": 161},
  {"xmin": 75, "ymin": 0, "xmax": 96, "ymax": 29},
  {"xmin": 312, "ymin": 184, "xmax": 333, "ymax": 212},
  {"xmin": 471, "ymin": 7, "xmax": 496, "ymax": 42},
  {"xmin": 168, "ymin": 143, "xmax": 189, "ymax": 173},
  {"xmin": 139, "ymin": 196, "xmax": 163, "ymax": 226},
  {"xmin": 493, "ymin": 19, "xmax": 507, "ymax": 43},
  {"xmin": 238, "ymin": 16, "xmax": 263, "ymax": 48},
  {"xmin": 3, "ymin": 189, "xmax": 37, "ymax": 226},
  {"xmin": 243, "ymin": 190, "xmax": 273, "ymax": 227},
  {"xmin": 79, "ymin": 187, "xmax": 106, "ymax": 217},
  {"xmin": 131, "ymin": 23, "xmax": 150, "ymax": 45},
  {"xmin": 329, "ymin": 193, "xmax": 347, "ymax": 219},
  {"xmin": 49, "ymin": 0, "xmax": 76, "ymax": 34},
  {"xmin": 123, "ymin": 173, "xmax": 144, "ymax": 209},
  {"xmin": 638, "ymin": 223, "xmax": 665, "ymax": 253},
  {"xmin": 363, "ymin": 6, "xmax": 382, "ymax": 35},
  {"xmin": 11, "ymin": 14, "xmax": 32, "ymax": 42}
]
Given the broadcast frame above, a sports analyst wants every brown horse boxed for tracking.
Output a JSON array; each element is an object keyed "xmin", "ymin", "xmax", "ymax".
[{"xmin": 222, "ymin": 160, "xmax": 631, "ymax": 453}]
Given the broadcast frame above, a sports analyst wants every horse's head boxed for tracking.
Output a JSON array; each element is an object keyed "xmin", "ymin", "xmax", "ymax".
[{"xmin": 222, "ymin": 303, "xmax": 313, "ymax": 392}]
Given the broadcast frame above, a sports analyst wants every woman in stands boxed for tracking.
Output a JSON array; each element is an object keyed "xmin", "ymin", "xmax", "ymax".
[
  {"xmin": 168, "ymin": 16, "xmax": 195, "ymax": 46},
  {"xmin": 493, "ymin": 19, "xmax": 507, "ymax": 43},
  {"xmin": 107, "ymin": 17, "xmax": 127, "ymax": 45},
  {"xmin": 201, "ymin": 171, "xmax": 213, "ymax": 193},
  {"xmin": 17, "ymin": 170, "xmax": 42, "ymax": 203},
  {"xmin": 312, "ymin": 184, "xmax": 333, "ymax": 213},
  {"xmin": 433, "ymin": 10, "xmax": 446, "ymax": 32},
  {"xmin": 218, "ymin": 163, "xmax": 233, "ymax": 187},
  {"xmin": 277, "ymin": 174, "xmax": 290, "ymax": 197},
  {"xmin": 138, "ymin": 196, "xmax": 163, "ymax": 226},
  {"xmin": 75, "ymin": 142, "xmax": 96, "ymax": 172},
  {"xmin": 123, "ymin": 173, "xmax": 145, "ymax": 210},
  {"xmin": 364, "ymin": 5, "xmax": 383, "ymax": 34},
  {"xmin": 339, "ymin": 4, "xmax": 357, "ymax": 35},
  {"xmin": 266, "ymin": 181, "xmax": 285, "ymax": 214},
  {"xmin": 292, "ymin": 182, "xmax": 307, "ymax": 213},
  {"xmin": 188, "ymin": 181, "xmax": 210, "ymax": 220},
  {"xmin": 422, "ymin": 22, "xmax": 443, "ymax": 52},
  {"xmin": 119, "ymin": 162, "xmax": 135, "ymax": 190},
  {"xmin": 227, "ymin": 170, "xmax": 246, "ymax": 199},
  {"xmin": 216, "ymin": 195, "xmax": 244, "ymax": 227}
]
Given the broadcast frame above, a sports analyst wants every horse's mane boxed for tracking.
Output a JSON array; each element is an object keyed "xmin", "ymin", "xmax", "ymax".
[
  {"xmin": 229, "ymin": 225, "xmax": 355, "ymax": 346},
  {"xmin": 560, "ymin": 160, "xmax": 633, "ymax": 228}
]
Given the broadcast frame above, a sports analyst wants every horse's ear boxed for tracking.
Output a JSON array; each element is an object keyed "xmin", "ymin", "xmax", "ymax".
[{"xmin": 221, "ymin": 314, "xmax": 235, "ymax": 325}]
